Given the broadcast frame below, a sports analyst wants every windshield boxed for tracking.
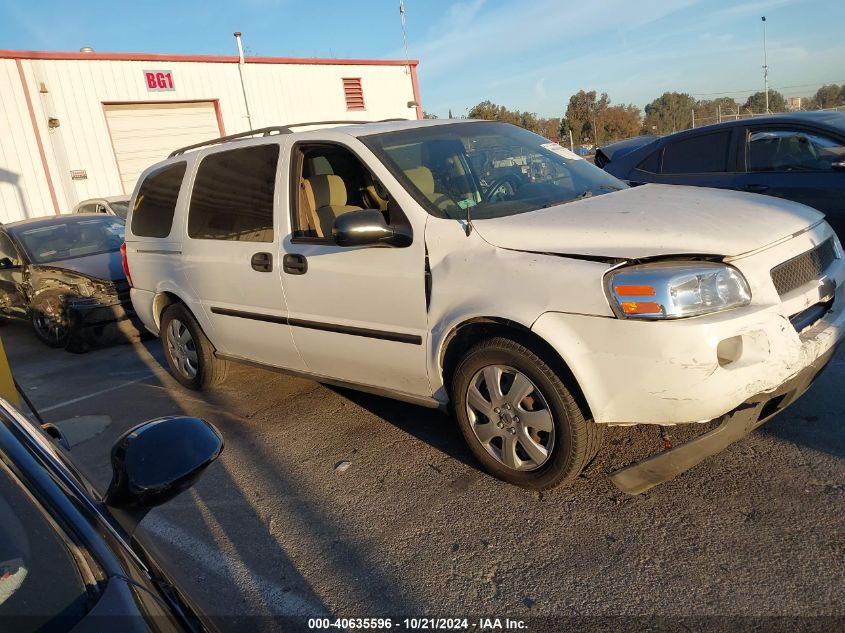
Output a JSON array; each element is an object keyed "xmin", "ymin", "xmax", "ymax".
[
  {"xmin": 0, "ymin": 461, "xmax": 89, "ymax": 631},
  {"xmin": 14, "ymin": 217, "xmax": 125, "ymax": 265},
  {"xmin": 109, "ymin": 201, "xmax": 129, "ymax": 219},
  {"xmin": 362, "ymin": 121, "xmax": 627, "ymax": 220}
]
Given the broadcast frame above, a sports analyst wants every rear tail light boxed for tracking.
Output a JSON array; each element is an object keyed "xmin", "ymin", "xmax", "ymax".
[{"xmin": 119, "ymin": 242, "xmax": 133, "ymax": 288}]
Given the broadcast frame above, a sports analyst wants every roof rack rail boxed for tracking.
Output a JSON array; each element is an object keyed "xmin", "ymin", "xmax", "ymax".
[
  {"xmin": 168, "ymin": 126, "xmax": 289, "ymax": 157},
  {"xmin": 168, "ymin": 118, "xmax": 410, "ymax": 157}
]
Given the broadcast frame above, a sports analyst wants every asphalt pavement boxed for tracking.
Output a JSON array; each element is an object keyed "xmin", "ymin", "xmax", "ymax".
[{"xmin": 3, "ymin": 320, "xmax": 844, "ymax": 632}]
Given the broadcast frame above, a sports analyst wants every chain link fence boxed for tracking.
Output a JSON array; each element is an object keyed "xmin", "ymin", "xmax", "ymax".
[{"xmin": 692, "ymin": 105, "xmax": 845, "ymax": 128}]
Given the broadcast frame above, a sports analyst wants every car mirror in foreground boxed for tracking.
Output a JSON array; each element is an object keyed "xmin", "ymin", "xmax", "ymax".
[
  {"xmin": 104, "ymin": 416, "xmax": 223, "ymax": 531},
  {"xmin": 333, "ymin": 209, "xmax": 412, "ymax": 248}
]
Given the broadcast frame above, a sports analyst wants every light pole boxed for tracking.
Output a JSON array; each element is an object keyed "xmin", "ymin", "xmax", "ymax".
[
  {"xmin": 234, "ymin": 32, "xmax": 253, "ymax": 130},
  {"xmin": 761, "ymin": 16, "xmax": 769, "ymax": 113}
]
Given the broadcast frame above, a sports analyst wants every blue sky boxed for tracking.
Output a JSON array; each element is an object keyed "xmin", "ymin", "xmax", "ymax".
[{"xmin": 2, "ymin": 0, "xmax": 843, "ymax": 117}]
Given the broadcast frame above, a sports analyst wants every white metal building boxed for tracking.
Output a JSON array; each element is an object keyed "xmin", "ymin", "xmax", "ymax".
[{"xmin": 0, "ymin": 49, "xmax": 422, "ymax": 222}]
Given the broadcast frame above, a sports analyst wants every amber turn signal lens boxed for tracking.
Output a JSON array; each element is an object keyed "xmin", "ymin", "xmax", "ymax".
[
  {"xmin": 621, "ymin": 301, "xmax": 662, "ymax": 315},
  {"xmin": 614, "ymin": 284, "xmax": 656, "ymax": 296}
]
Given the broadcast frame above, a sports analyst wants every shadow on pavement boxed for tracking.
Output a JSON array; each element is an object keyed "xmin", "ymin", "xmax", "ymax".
[{"xmin": 326, "ymin": 385, "xmax": 477, "ymax": 469}]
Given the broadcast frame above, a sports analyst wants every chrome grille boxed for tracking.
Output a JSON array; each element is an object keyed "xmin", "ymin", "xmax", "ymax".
[{"xmin": 770, "ymin": 238, "xmax": 837, "ymax": 296}]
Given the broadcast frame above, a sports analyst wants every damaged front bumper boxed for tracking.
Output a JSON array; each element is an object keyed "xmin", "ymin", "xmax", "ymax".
[
  {"xmin": 532, "ymin": 279, "xmax": 845, "ymax": 426},
  {"xmin": 609, "ymin": 340, "xmax": 840, "ymax": 494},
  {"xmin": 65, "ymin": 295, "xmax": 144, "ymax": 352}
]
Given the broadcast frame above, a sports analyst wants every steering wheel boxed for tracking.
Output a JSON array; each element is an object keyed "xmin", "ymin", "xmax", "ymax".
[{"xmin": 482, "ymin": 173, "xmax": 523, "ymax": 203}]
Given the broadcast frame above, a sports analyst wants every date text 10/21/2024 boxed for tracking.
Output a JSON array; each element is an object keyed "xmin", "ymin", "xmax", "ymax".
[{"xmin": 307, "ymin": 618, "xmax": 528, "ymax": 630}]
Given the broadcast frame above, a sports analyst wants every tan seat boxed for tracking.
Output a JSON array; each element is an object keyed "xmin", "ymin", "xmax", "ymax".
[
  {"xmin": 403, "ymin": 166, "xmax": 456, "ymax": 212},
  {"xmin": 306, "ymin": 174, "xmax": 362, "ymax": 237},
  {"xmin": 298, "ymin": 178, "xmax": 322, "ymax": 237}
]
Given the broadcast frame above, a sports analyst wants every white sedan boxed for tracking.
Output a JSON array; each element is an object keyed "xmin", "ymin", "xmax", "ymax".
[{"xmin": 71, "ymin": 195, "xmax": 130, "ymax": 219}]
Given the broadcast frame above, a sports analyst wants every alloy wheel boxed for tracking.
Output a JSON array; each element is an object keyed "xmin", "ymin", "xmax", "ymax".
[
  {"xmin": 166, "ymin": 318, "xmax": 199, "ymax": 379},
  {"xmin": 33, "ymin": 297, "xmax": 68, "ymax": 343},
  {"xmin": 465, "ymin": 365, "xmax": 555, "ymax": 471}
]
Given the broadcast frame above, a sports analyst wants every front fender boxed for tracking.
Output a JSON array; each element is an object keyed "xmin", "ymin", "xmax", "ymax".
[{"xmin": 424, "ymin": 216, "xmax": 613, "ymax": 399}]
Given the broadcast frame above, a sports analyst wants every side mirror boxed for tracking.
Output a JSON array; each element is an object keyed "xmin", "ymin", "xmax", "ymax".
[
  {"xmin": 333, "ymin": 209, "xmax": 411, "ymax": 248},
  {"xmin": 105, "ymin": 416, "xmax": 223, "ymax": 531}
]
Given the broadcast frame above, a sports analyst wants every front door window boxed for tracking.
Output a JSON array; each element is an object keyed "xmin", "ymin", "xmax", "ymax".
[{"xmin": 748, "ymin": 129, "xmax": 845, "ymax": 172}]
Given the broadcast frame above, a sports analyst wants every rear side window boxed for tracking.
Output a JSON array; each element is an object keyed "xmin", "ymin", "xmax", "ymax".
[
  {"xmin": 131, "ymin": 163, "xmax": 186, "ymax": 238},
  {"xmin": 661, "ymin": 132, "xmax": 731, "ymax": 174},
  {"xmin": 636, "ymin": 150, "xmax": 660, "ymax": 173},
  {"xmin": 188, "ymin": 145, "xmax": 279, "ymax": 242}
]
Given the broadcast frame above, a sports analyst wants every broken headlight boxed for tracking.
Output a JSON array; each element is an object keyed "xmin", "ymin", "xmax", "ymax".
[{"xmin": 605, "ymin": 262, "xmax": 751, "ymax": 319}]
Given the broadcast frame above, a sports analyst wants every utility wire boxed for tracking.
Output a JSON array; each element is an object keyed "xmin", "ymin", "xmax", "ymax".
[
  {"xmin": 400, "ymin": 0, "xmax": 410, "ymax": 74},
  {"xmin": 692, "ymin": 80, "xmax": 845, "ymax": 97}
]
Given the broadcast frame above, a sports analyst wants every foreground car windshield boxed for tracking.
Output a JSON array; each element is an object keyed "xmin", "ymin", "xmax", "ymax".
[
  {"xmin": 0, "ymin": 462, "xmax": 89, "ymax": 631},
  {"xmin": 363, "ymin": 121, "xmax": 627, "ymax": 220},
  {"xmin": 13, "ymin": 217, "xmax": 125, "ymax": 264}
]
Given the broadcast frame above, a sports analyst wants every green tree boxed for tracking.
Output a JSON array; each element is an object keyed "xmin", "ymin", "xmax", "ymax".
[
  {"xmin": 743, "ymin": 90, "xmax": 786, "ymax": 113},
  {"xmin": 422, "ymin": 111, "xmax": 438, "ymax": 119},
  {"xmin": 564, "ymin": 90, "xmax": 609, "ymax": 144},
  {"xmin": 468, "ymin": 100, "xmax": 521, "ymax": 125},
  {"xmin": 466, "ymin": 101, "xmax": 562, "ymax": 139},
  {"xmin": 813, "ymin": 84, "xmax": 845, "ymax": 109},
  {"xmin": 467, "ymin": 101, "xmax": 525, "ymax": 126},
  {"xmin": 695, "ymin": 97, "xmax": 739, "ymax": 125},
  {"xmin": 643, "ymin": 92, "xmax": 697, "ymax": 134}
]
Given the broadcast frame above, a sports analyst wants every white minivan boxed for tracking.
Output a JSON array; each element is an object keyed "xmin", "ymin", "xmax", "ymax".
[{"xmin": 124, "ymin": 120, "xmax": 845, "ymax": 492}]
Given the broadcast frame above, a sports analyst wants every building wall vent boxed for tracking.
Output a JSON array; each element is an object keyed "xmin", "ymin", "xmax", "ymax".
[{"xmin": 342, "ymin": 78, "xmax": 365, "ymax": 111}]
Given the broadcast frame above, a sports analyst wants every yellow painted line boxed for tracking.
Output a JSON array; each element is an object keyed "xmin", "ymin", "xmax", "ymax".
[{"xmin": 0, "ymin": 337, "xmax": 20, "ymax": 408}]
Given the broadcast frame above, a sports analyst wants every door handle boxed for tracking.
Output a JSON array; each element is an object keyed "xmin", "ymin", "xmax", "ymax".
[
  {"xmin": 283, "ymin": 253, "xmax": 308, "ymax": 275},
  {"xmin": 251, "ymin": 252, "xmax": 273, "ymax": 272},
  {"xmin": 743, "ymin": 184, "xmax": 770, "ymax": 193}
]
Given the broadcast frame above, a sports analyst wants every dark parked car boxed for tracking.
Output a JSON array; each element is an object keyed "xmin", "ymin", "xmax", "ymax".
[
  {"xmin": 0, "ymin": 399, "xmax": 222, "ymax": 632},
  {"xmin": 0, "ymin": 214, "xmax": 137, "ymax": 350},
  {"xmin": 595, "ymin": 111, "xmax": 845, "ymax": 238}
]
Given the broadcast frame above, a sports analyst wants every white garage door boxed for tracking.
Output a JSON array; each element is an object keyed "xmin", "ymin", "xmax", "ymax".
[{"xmin": 104, "ymin": 102, "xmax": 221, "ymax": 193}]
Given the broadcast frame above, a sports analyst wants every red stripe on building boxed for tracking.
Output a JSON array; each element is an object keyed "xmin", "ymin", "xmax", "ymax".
[
  {"xmin": 15, "ymin": 59, "xmax": 60, "ymax": 215},
  {"xmin": 0, "ymin": 49, "xmax": 418, "ymax": 67},
  {"xmin": 410, "ymin": 65, "xmax": 423, "ymax": 120}
]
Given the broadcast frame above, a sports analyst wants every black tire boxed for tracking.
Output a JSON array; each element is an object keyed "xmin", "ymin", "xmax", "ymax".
[
  {"xmin": 160, "ymin": 303, "xmax": 228, "ymax": 390},
  {"xmin": 31, "ymin": 291, "xmax": 70, "ymax": 348},
  {"xmin": 451, "ymin": 336, "xmax": 603, "ymax": 490}
]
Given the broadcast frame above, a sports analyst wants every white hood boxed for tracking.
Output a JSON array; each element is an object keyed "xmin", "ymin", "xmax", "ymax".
[{"xmin": 472, "ymin": 184, "xmax": 823, "ymax": 260}]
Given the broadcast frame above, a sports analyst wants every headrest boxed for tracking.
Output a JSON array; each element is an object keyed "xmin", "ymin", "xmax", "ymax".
[{"xmin": 404, "ymin": 166, "xmax": 435, "ymax": 195}]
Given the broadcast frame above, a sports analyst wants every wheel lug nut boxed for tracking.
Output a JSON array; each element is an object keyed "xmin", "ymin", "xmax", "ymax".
[
  {"xmin": 494, "ymin": 407, "xmax": 500, "ymax": 414},
  {"xmin": 508, "ymin": 427, "xmax": 516, "ymax": 434},
  {"xmin": 513, "ymin": 416, "xmax": 519, "ymax": 423}
]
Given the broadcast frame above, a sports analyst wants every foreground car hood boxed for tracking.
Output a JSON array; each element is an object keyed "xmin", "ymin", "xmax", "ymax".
[
  {"xmin": 36, "ymin": 250, "xmax": 125, "ymax": 282},
  {"xmin": 473, "ymin": 184, "xmax": 824, "ymax": 260}
]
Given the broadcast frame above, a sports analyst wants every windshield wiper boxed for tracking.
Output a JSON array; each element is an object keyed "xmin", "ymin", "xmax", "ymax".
[{"xmin": 575, "ymin": 184, "xmax": 622, "ymax": 199}]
